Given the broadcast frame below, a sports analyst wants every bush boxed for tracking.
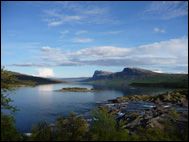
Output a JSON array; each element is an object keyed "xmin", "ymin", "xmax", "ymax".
[
  {"xmin": 55, "ymin": 113, "xmax": 88, "ymax": 141},
  {"xmin": 1, "ymin": 114, "xmax": 21, "ymax": 141},
  {"xmin": 31, "ymin": 121, "xmax": 51, "ymax": 141},
  {"xmin": 89, "ymin": 108, "xmax": 130, "ymax": 141}
]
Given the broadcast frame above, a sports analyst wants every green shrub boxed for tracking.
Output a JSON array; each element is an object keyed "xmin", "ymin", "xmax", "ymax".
[
  {"xmin": 55, "ymin": 113, "xmax": 88, "ymax": 141},
  {"xmin": 31, "ymin": 121, "xmax": 51, "ymax": 141}
]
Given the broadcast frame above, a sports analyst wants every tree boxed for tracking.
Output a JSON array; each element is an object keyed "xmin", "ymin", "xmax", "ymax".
[
  {"xmin": 1, "ymin": 114, "xmax": 21, "ymax": 141},
  {"xmin": 89, "ymin": 107, "xmax": 130, "ymax": 141},
  {"xmin": 31, "ymin": 121, "xmax": 52, "ymax": 141},
  {"xmin": 1, "ymin": 68, "xmax": 21, "ymax": 141},
  {"xmin": 1, "ymin": 68, "xmax": 18, "ymax": 112},
  {"xmin": 55, "ymin": 113, "xmax": 88, "ymax": 141}
]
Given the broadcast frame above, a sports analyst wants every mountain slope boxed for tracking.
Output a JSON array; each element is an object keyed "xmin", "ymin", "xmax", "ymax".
[
  {"xmin": 83, "ymin": 68, "xmax": 188, "ymax": 88},
  {"xmin": 3, "ymin": 70, "xmax": 65, "ymax": 85}
]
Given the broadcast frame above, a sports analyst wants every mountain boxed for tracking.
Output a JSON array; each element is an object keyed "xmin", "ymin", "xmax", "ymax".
[
  {"xmin": 4, "ymin": 71, "xmax": 65, "ymax": 85},
  {"xmin": 119, "ymin": 67, "xmax": 156, "ymax": 76},
  {"xmin": 86, "ymin": 67, "xmax": 157, "ymax": 81},
  {"xmin": 83, "ymin": 67, "xmax": 188, "ymax": 88},
  {"xmin": 92, "ymin": 70, "xmax": 113, "ymax": 80}
]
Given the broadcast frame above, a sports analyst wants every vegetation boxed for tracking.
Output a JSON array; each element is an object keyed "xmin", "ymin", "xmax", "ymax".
[
  {"xmin": 88, "ymin": 108, "xmax": 130, "ymax": 141},
  {"xmin": 110, "ymin": 89, "xmax": 188, "ymax": 105},
  {"xmin": 30, "ymin": 113, "xmax": 88, "ymax": 141},
  {"xmin": 1, "ymin": 68, "xmax": 21, "ymax": 141},
  {"xmin": 2, "ymin": 70, "xmax": 64, "ymax": 87},
  {"xmin": 30, "ymin": 121, "xmax": 51, "ymax": 141},
  {"xmin": 55, "ymin": 113, "xmax": 88, "ymax": 141},
  {"xmin": 27, "ymin": 107, "xmax": 188, "ymax": 141},
  {"xmin": 86, "ymin": 73, "xmax": 188, "ymax": 89},
  {"xmin": 57, "ymin": 87, "xmax": 96, "ymax": 92},
  {"xmin": 1, "ymin": 68, "xmax": 188, "ymax": 141}
]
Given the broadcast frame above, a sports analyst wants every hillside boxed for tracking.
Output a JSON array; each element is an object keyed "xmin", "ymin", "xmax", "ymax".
[
  {"xmin": 83, "ymin": 68, "xmax": 188, "ymax": 89},
  {"xmin": 2, "ymin": 70, "xmax": 65, "ymax": 86}
]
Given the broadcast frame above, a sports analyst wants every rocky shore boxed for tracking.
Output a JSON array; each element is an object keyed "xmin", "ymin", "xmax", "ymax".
[{"xmin": 99, "ymin": 89, "xmax": 188, "ymax": 132}]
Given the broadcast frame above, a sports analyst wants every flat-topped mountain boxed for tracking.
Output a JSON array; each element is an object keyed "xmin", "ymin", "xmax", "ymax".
[
  {"xmin": 121, "ymin": 67, "xmax": 156, "ymax": 75},
  {"xmin": 83, "ymin": 67, "xmax": 188, "ymax": 88},
  {"xmin": 92, "ymin": 70, "xmax": 113, "ymax": 80},
  {"xmin": 86, "ymin": 67, "xmax": 157, "ymax": 81}
]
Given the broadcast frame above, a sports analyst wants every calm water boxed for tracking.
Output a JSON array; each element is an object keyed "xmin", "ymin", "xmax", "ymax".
[{"xmin": 7, "ymin": 83, "xmax": 172, "ymax": 133}]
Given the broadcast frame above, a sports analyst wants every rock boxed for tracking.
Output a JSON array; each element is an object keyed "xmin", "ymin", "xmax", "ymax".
[
  {"xmin": 92, "ymin": 70, "xmax": 113, "ymax": 80},
  {"xmin": 146, "ymin": 116, "xmax": 164, "ymax": 129},
  {"xmin": 125, "ymin": 116, "xmax": 142, "ymax": 129},
  {"xmin": 109, "ymin": 99, "xmax": 122, "ymax": 103},
  {"xmin": 121, "ymin": 68, "xmax": 155, "ymax": 76},
  {"xmin": 180, "ymin": 98, "xmax": 188, "ymax": 107}
]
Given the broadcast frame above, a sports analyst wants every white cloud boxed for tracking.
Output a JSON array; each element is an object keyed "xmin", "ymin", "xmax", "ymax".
[
  {"xmin": 44, "ymin": 13, "xmax": 82, "ymax": 27},
  {"xmin": 10, "ymin": 63, "xmax": 46, "ymax": 67},
  {"xmin": 144, "ymin": 1, "xmax": 188, "ymax": 20},
  {"xmin": 41, "ymin": 46, "xmax": 54, "ymax": 52},
  {"xmin": 37, "ymin": 68, "xmax": 54, "ymax": 77},
  {"xmin": 10, "ymin": 37, "xmax": 188, "ymax": 73},
  {"xmin": 154, "ymin": 70, "xmax": 163, "ymax": 73},
  {"xmin": 73, "ymin": 37, "xmax": 94, "ymax": 43},
  {"xmin": 42, "ymin": 2, "xmax": 117, "ymax": 27},
  {"xmin": 43, "ymin": 9, "xmax": 82, "ymax": 26},
  {"xmin": 72, "ymin": 46, "xmax": 130, "ymax": 59},
  {"xmin": 154, "ymin": 27, "xmax": 165, "ymax": 33}
]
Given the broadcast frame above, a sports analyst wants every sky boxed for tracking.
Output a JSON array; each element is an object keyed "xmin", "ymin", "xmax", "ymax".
[{"xmin": 1, "ymin": 1, "xmax": 188, "ymax": 78}]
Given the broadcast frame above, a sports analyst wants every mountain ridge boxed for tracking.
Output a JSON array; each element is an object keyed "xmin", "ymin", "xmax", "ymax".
[
  {"xmin": 83, "ymin": 67, "xmax": 188, "ymax": 88},
  {"xmin": 3, "ymin": 70, "xmax": 65, "ymax": 85}
]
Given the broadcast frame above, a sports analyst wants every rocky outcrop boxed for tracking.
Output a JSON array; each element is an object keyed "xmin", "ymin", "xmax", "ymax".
[
  {"xmin": 100, "ymin": 89, "xmax": 188, "ymax": 131},
  {"xmin": 121, "ymin": 68, "xmax": 155, "ymax": 76},
  {"xmin": 86, "ymin": 67, "xmax": 158, "ymax": 81},
  {"xmin": 108, "ymin": 89, "xmax": 188, "ymax": 106},
  {"xmin": 91, "ymin": 70, "xmax": 113, "ymax": 80}
]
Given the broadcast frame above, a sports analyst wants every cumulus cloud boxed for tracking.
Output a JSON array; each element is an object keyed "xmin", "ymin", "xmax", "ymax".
[
  {"xmin": 71, "ymin": 46, "xmax": 130, "ymax": 59},
  {"xmin": 10, "ymin": 37, "xmax": 188, "ymax": 73},
  {"xmin": 37, "ymin": 68, "xmax": 54, "ymax": 77}
]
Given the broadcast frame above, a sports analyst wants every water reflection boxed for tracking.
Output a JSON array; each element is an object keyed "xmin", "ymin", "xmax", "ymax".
[
  {"xmin": 37, "ymin": 84, "xmax": 54, "ymax": 92},
  {"xmin": 9, "ymin": 83, "xmax": 173, "ymax": 133},
  {"xmin": 92, "ymin": 90, "xmax": 123, "ymax": 103}
]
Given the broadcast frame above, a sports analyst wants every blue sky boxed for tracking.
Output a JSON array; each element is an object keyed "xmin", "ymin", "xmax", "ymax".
[{"xmin": 1, "ymin": 1, "xmax": 188, "ymax": 77}]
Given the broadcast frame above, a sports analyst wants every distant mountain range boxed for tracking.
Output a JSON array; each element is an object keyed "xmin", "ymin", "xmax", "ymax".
[
  {"xmin": 3, "ymin": 67, "xmax": 188, "ymax": 88},
  {"xmin": 83, "ymin": 67, "xmax": 188, "ymax": 88}
]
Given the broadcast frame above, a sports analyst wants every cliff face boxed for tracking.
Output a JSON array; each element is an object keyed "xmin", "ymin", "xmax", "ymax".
[
  {"xmin": 115, "ymin": 67, "xmax": 156, "ymax": 77},
  {"xmin": 92, "ymin": 70, "xmax": 113, "ymax": 80},
  {"xmin": 89, "ymin": 67, "xmax": 157, "ymax": 81}
]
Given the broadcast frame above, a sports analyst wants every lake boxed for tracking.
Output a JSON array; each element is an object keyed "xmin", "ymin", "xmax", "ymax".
[{"xmin": 7, "ymin": 83, "xmax": 172, "ymax": 133}]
